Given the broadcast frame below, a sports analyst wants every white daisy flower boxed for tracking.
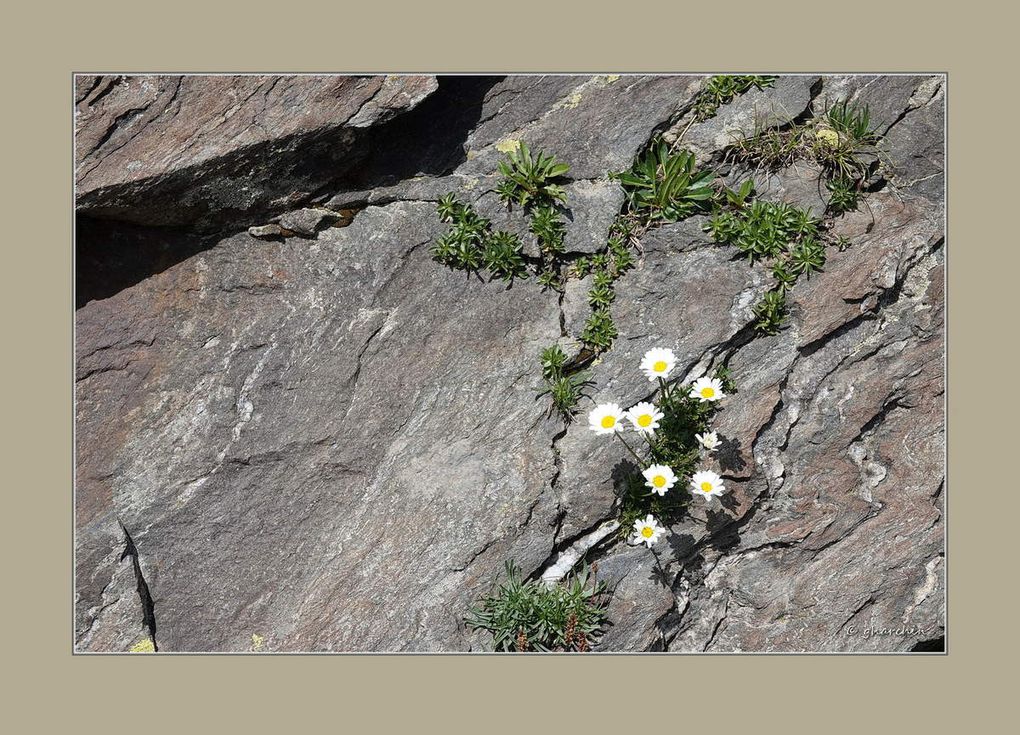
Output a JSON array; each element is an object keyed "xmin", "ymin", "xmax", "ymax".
[
  {"xmin": 689, "ymin": 376, "xmax": 725, "ymax": 402},
  {"xmin": 639, "ymin": 347, "xmax": 677, "ymax": 382},
  {"xmin": 690, "ymin": 469, "xmax": 725, "ymax": 499},
  {"xmin": 626, "ymin": 402, "xmax": 664, "ymax": 434},
  {"xmin": 696, "ymin": 431, "xmax": 721, "ymax": 451},
  {"xmin": 632, "ymin": 514, "xmax": 665, "ymax": 547},
  {"xmin": 588, "ymin": 403, "xmax": 625, "ymax": 435},
  {"xmin": 642, "ymin": 464, "xmax": 677, "ymax": 496}
]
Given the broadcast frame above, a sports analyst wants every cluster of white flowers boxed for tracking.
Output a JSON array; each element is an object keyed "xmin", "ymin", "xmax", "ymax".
[{"xmin": 587, "ymin": 347, "xmax": 729, "ymax": 549}]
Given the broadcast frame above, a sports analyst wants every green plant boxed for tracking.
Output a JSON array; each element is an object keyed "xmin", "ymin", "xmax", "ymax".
[
  {"xmin": 722, "ymin": 178, "xmax": 756, "ymax": 208},
  {"xmin": 540, "ymin": 372, "xmax": 591, "ymax": 419},
  {"xmin": 787, "ymin": 235, "xmax": 826, "ymax": 278},
  {"xmin": 711, "ymin": 200, "xmax": 818, "ymax": 264},
  {"xmin": 436, "ymin": 192, "xmax": 463, "ymax": 223},
  {"xmin": 826, "ymin": 99, "xmax": 877, "ymax": 143},
  {"xmin": 540, "ymin": 344, "xmax": 568, "ymax": 380},
  {"xmin": 497, "ymin": 141, "xmax": 570, "ymax": 209},
  {"xmin": 810, "ymin": 100, "xmax": 880, "ymax": 180},
  {"xmin": 580, "ymin": 307, "xmax": 617, "ymax": 351},
  {"xmin": 732, "ymin": 122, "xmax": 803, "ymax": 170},
  {"xmin": 694, "ymin": 75, "xmax": 777, "ymax": 121},
  {"xmin": 538, "ymin": 344, "xmax": 591, "ymax": 419},
  {"xmin": 572, "ymin": 257, "xmax": 592, "ymax": 278},
  {"xmin": 753, "ymin": 288, "xmax": 787, "ymax": 334},
  {"xmin": 537, "ymin": 268, "xmax": 563, "ymax": 292},
  {"xmin": 482, "ymin": 231, "xmax": 527, "ymax": 281},
  {"xmin": 431, "ymin": 196, "xmax": 492, "ymax": 272},
  {"xmin": 465, "ymin": 561, "xmax": 608, "ymax": 652},
  {"xmin": 826, "ymin": 176, "xmax": 860, "ymax": 214},
  {"xmin": 530, "ymin": 204, "xmax": 566, "ymax": 256},
  {"xmin": 614, "ymin": 142, "xmax": 715, "ymax": 223}
]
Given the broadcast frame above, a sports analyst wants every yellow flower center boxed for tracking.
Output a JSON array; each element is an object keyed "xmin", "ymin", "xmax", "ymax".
[
  {"xmin": 638, "ymin": 414, "xmax": 653, "ymax": 427},
  {"xmin": 654, "ymin": 360, "xmax": 668, "ymax": 372},
  {"xmin": 701, "ymin": 481, "xmax": 713, "ymax": 493},
  {"xmin": 700, "ymin": 386, "xmax": 715, "ymax": 398},
  {"xmin": 653, "ymin": 476, "xmax": 666, "ymax": 488},
  {"xmin": 600, "ymin": 415, "xmax": 616, "ymax": 429},
  {"xmin": 641, "ymin": 526, "xmax": 654, "ymax": 538}
]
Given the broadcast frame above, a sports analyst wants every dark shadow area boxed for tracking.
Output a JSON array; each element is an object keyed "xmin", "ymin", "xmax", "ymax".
[
  {"xmin": 76, "ymin": 76, "xmax": 505, "ymax": 309},
  {"xmin": 909, "ymin": 635, "xmax": 945, "ymax": 652},
  {"xmin": 705, "ymin": 508, "xmax": 741, "ymax": 553},
  {"xmin": 349, "ymin": 75, "xmax": 504, "ymax": 189},
  {"xmin": 76, "ymin": 215, "xmax": 222, "ymax": 308},
  {"xmin": 717, "ymin": 435, "xmax": 747, "ymax": 474}
]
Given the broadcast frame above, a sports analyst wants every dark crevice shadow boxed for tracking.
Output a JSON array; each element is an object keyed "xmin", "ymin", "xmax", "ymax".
[
  {"xmin": 347, "ymin": 75, "xmax": 504, "ymax": 189},
  {"xmin": 909, "ymin": 635, "xmax": 945, "ymax": 652},
  {"xmin": 75, "ymin": 75, "xmax": 505, "ymax": 310},
  {"xmin": 76, "ymin": 216, "xmax": 222, "ymax": 308}
]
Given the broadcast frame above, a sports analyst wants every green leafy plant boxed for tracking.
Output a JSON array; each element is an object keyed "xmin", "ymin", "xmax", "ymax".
[
  {"xmin": 614, "ymin": 141, "xmax": 715, "ymax": 223},
  {"xmin": 538, "ymin": 344, "xmax": 591, "ymax": 419},
  {"xmin": 431, "ymin": 196, "xmax": 492, "ymax": 272},
  {"xmin": 787, "ymin": 235, "xmax": 826, "ymax": 277},
  {"xmin": 826, "ymin": 176, "xmax": 861, "ymax": 214},
  {"xmin": 540, "ymin": 344, "xmax": 568, "ymax": 380},
  {"xmin": 482, "ymin": 231, "xmax": 527, "ymax": 282},
  {"xmin": 753, "ymin": 288, "xmax": 788, "ymax": 334},
  {"xmin": 694, "ymin": 75, "xmax": 777, "ymax": 120},
  {"xmin": 497, "ymin": 141, "xmax": 570, "ymax": 209},
  {"xmin": 704, "ymin": 199, "xmax": 824, "ymax": 332},
  {"xmin": 722, "ymin": 178, "xmax": 756, "ymax": 208},
  {"xmin": 530, "ymin": 204, "xmax": 566, "ymax": 256},
  {"xmin": 540, "ymin": 372, "xmax": 592, "ymax": 419},
  {"xmin": 580, "ymin": 308, "xmax": 617, "ymax": 351},
  {"xmin": 436, "ymin": 192, "xmax": 463, "ymax": 223},
  {"xmin": 826, "ymin": 99, "xmax": 877, "ymax": 143},
  {"xmin": 711, "ymin": 200, "xmax": 818, "ymax": 264},
  {"xmin": 537, "ymin": 268, "xmax": 563, "ymax": 292},
  {"xmin": 465, "ymin": 561, "xmax": 607, "ymax": 652}
]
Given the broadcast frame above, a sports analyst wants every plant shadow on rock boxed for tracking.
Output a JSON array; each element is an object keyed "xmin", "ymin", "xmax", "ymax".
[
  {"xmin": 716, "ymin": 435, "xmax": 747, "ymax": 475},
  {"xmin": 76, "ymin": 76, "xmax": 505, "ymax": 309}
]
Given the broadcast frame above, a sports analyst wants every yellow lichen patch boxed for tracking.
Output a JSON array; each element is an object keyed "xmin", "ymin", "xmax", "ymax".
[
  {"xmin": 561, "ymin": 92, "xmax": 583, "ymax": 109},
  {"xmin": 462, "ymin": 177, "xmax": 479, "ymax": 190},
  {"xmin": 250, "ymin": 633, "xmax": 265, "ymax": 652},
  {"xmin": 129, "ymin": 638, "xmax": 155, "ymax": 653},
  {"xmin": 605, "ymin": 75, "xmax": 620, "ymax": 83},
  {"xmin": 495, "ymin": 138, "xmax": 521, "ymax": 154},
  {"xmin": 465, "ymin": 150, "xmax": 478, "ymax": 161}
]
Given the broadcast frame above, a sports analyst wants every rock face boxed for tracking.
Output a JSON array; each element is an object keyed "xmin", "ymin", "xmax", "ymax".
[
  {"xmin": 75, "ymin": 74, "xmax": 945, "ymax": 652},
  {"xmin": 75, "ymin": 74, "xmax": 438, "ymax": 229}
]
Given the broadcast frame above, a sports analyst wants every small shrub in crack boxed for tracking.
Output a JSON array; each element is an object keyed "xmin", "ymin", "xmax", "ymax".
[
  {"xmin": 431, "ymin": 194, "xmax": 489, "ymax": 271},
  {"xmin": 705, "ymin": 195, "xmax": 827, "ymax": 334},
  {"xmin": 587, "ymin": 348, "xmax": 737, "ymax": 540},
  {"xmin": 613, "ymin": 141, "xmax": 716, "ymax": 224},
  {"xmin": 537, "ymin": 344, "xmax": 591, "ymax": 420},
  {"xmin": 825, "ymin": 175, "xmax": 861, "ymax": 215},
  {"xmin": 496, "ymin": 141, "xmax": 570, "ymax": 209},
  {"xmin": 693, "ymin": 75, "xmax": 777, "ymax": 121},
  {"xmin": 529, "ymin": 204, "xmax": 566, "ymax": 257},
  {"xmin": 731, "ymin": 98, "xmax": 881, "ymax": 213},
  {"xmin": 812, "ymin": 99, "xmax": 880, "ymax": 181},
  {"xmin": 481, "ymin": 230, "xmax": 527, "ymax": 282},
  {"xmin": 465, "ymin": 560, "xmax": 607, "ymax": 652}
]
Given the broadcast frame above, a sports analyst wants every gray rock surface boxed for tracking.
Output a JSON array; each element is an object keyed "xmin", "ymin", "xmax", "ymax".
[
  {"xmin": 75, "ymin": 74, "xmax": 438, "ymax": 229},
  {"xmin": 76, "ymin": 74, "xmax": 945, "ymax": 652}
]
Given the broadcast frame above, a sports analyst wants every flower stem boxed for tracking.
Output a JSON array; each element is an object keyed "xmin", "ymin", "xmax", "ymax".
[{"xmin": 614, "ymin": 431, "xmax": 645, "ymax": 467}]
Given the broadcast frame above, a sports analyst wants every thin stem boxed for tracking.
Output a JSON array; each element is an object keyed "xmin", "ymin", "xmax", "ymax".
[{"xmin": 614, "ymin": 431, "xmax": 645, "ymax": 467}]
